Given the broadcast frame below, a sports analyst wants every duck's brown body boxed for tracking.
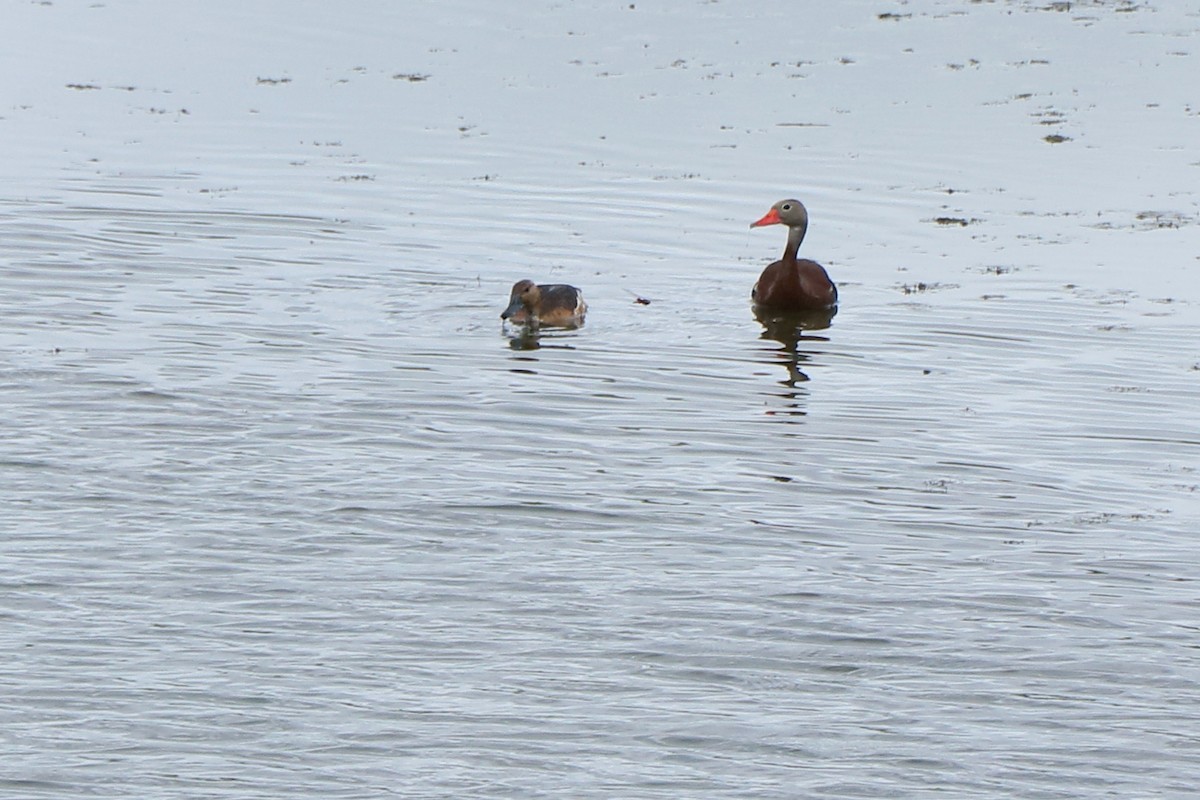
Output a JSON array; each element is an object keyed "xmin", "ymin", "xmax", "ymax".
[
  {"xmin": 750, "ymin": 199, "xmax": 837, "ymax": 311},
  {"xmin": 501, "ymin": 280, "xmax": 587, "ymax": 327}
]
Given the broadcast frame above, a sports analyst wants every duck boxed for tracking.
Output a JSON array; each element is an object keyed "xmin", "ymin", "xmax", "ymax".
[
  {"xmin": 749, "ymin": 199, "xmax": 838, "ymax": 311},
  {"xmin": 500, "ymin": 280, "xmax": 587, "ymax": 327}
]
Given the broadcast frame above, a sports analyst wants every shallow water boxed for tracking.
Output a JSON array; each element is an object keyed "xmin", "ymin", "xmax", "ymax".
[{"xmin": 3, "ymin": 1, "xmax": 1199, "ymax": 798}]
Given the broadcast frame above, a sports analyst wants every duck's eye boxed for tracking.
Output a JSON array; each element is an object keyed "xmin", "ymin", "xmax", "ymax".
[{"xmin": 781, "ymin": 203, "xmax": 792, "ymax": 211}]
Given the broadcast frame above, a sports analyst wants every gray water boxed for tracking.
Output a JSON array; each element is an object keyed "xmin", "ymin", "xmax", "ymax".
[{"xmin": 3, "ymin": 1, "xmax": 1199, "ymax": 797}]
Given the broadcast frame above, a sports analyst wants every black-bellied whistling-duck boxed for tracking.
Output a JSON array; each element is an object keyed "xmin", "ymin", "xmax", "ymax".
[
  {"xmin": 501, "ymin": 279, "xmax": 587, "ymax": 328},
  {"xmin": 749, "ymin": 199, "xmax": 838, "ymax": 311}
]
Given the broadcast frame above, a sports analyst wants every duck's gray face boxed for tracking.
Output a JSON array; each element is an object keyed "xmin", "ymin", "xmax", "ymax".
[
  {"xmin": 751, "ymin": 199, "xmax": 809, "ymax": 229},
  {"xmin": 501, "ymin": 280, "xmax": 540, "ymax": 320}
]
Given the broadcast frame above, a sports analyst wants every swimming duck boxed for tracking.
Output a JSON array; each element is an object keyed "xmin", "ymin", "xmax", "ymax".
[
  {"xmin": 750, "ymin": 199, "xmax": 838, "ymax": 311},
  {"xmin": 500, "ymin": 280, "xmax": 587, "ymax": 327}
]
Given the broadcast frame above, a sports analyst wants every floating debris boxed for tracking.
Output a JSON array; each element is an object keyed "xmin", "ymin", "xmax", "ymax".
[
  {"xmin": 1135, "ymin": 211, "xmax": 1192, "ymax": 229},
  {"xmin": 1091, "ymin": 210, "xmax": 1195, "ymax": 230},
  {"xmin": 1033, "ymin": 109, "xmax": 1067, "ymax": 126},
  {"xmin": 897, "ymin": 282, "xmax": 958, "ymax": 295}
]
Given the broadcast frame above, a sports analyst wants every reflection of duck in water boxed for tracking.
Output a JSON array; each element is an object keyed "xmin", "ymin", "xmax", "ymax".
[
  {"xmin": 501, "ymin": 280, "xmax": 587, "ymax": 328},
  {"xmin": 755, "ymin": 307, "xmax": 835, "ymax": 349},
  {"xmin": 755, "ymin": 308, "xmax": 832, "ymax": 388},
  {"xmin": 750, "ymin": 199, "xmax": 837, "ymax": 313}
]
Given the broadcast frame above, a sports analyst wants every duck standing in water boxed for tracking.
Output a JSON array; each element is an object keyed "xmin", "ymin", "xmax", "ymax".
[
  {"xmin": 501, "ymin": 279, "xmax": 587, "ymax": 328},
  {"xmin": 749, "ymin": 199, "xmax": 838, "ymax": 311}
]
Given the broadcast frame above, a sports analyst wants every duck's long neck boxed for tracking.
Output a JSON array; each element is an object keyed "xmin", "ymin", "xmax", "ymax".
[{"xmin": 783, "ymin": 221, "xmax": 808, "ymax": 264}]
